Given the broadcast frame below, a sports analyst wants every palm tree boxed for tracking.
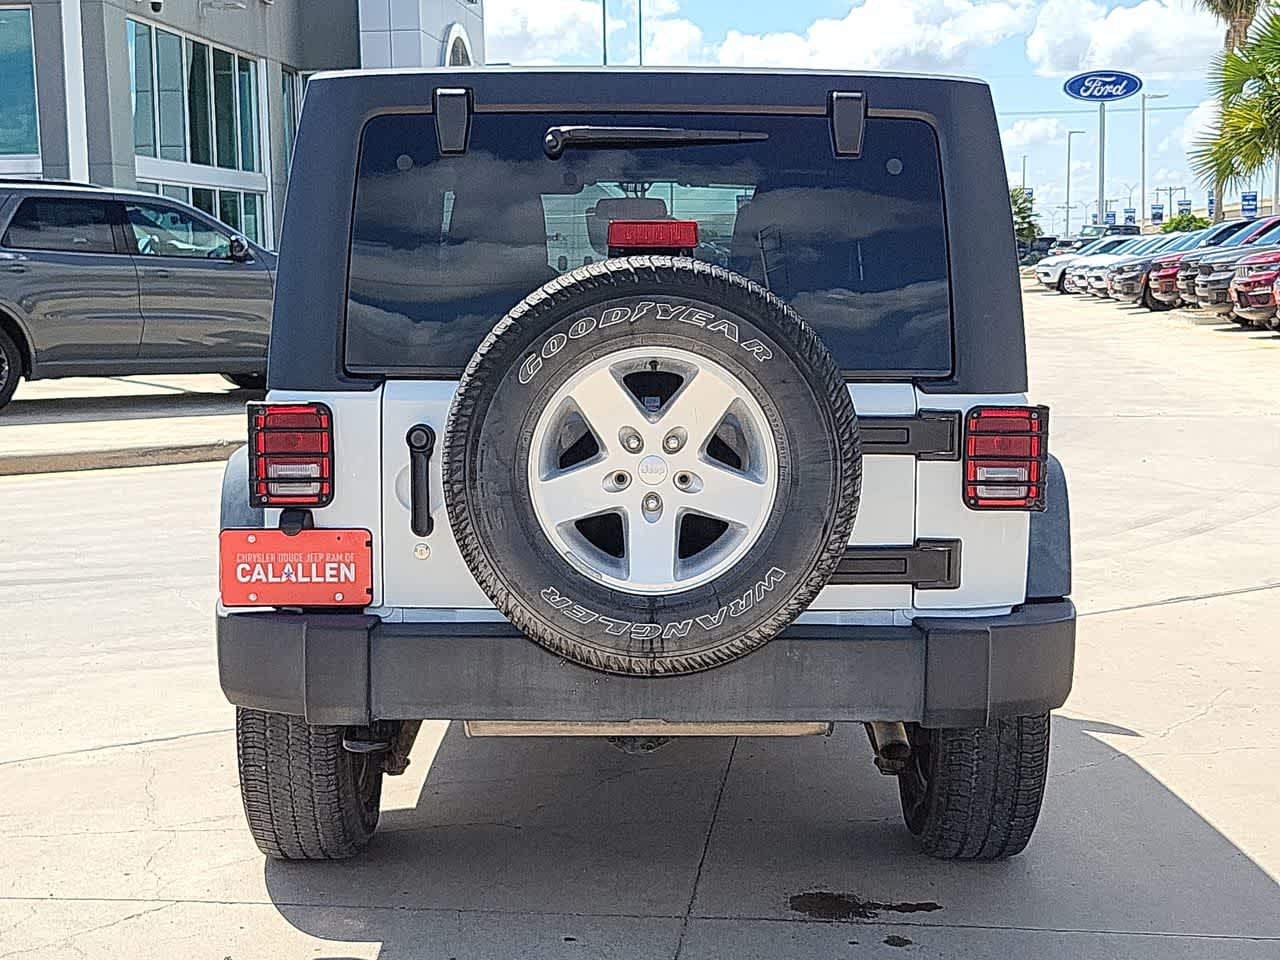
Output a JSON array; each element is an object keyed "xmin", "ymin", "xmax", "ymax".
[
  {"xmin": 1010, "ymin": 187, "xmax": 1040, "ymax": 246},
  {"xmin": 1196, "ymin": 1, "xmax": 1266, "ymax": 219},
  {"xmin": 1191, "ymin": 10, "xmax": 1280, "ymax": 203},
  {"xmin": 1200, "ymin": 0, "xmax": 1264, "ymax": 48}
]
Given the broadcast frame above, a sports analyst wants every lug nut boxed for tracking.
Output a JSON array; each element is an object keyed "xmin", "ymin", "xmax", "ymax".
[
  {"xmin": 663, "ymin": 428, "xmax": 687, "ymax": 453},
  {"xmin": 642, "ymin": 493, "xmax": 662, "ymax": 512},
  {"xmin": 620, "ymin": 428, "xmax": 643, "ymax": 453},
  {"xmin": 675, "ymin": 472, "xmax": 691, "ymax": 489}
]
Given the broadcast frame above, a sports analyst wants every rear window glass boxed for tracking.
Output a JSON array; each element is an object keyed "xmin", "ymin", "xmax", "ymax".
[
  {"xmin": 346, "ymin": 112, "xmax": 951, "ymax": 375},
  {"xmin": 2, "ymin": 197, "xmax": 117, "ymax": 254}
]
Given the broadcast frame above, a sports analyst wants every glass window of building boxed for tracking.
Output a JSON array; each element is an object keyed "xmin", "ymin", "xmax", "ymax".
[
  {"xmin": 128, "ymin": 20, "xmax": 155, "ymax": 158},
  {"xmin": 155, "ymin": 29, "xmax": 186, "ymax": 162},
  {"xmin": 242, "ymin": 193, "xmax": 262, "ymax": 243},
  {"xmin": 186, "ymin": 40, "xmax": 213, "ymax": 166},
  {"xmin": 213, "ymin": 48, "xmax": 238, "ymax": 169},
  {"xmin": 218, "ymin": 190, "xmax": 241, "ymax": 231},
  {"xmin": 0, "ymin": 7, "xmax": 39, "ymax": 157},
  {"xmin": 237, "ymin": 56, "xmax": 258, "ymax": 172},
  {"xmin": 191, "ymin": 188, "xmax": 216, "ymax": 216},
  {"xmin": 124, "ymin": 20, "xmax": 267, "ymax": 244}
]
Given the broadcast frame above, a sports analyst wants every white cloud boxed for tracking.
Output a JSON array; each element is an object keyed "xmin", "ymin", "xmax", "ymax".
[
  {"xmin": 643, "ymin": 13, "xmax": 708, "ymax": 65},
  {"xmin": 1027, "ymin": 0, "xmax": 1220, "ymax": 78},
  {"xmin": 1159, "ymin": 98, "xmax": 1219, "ymax": 153},
  {"xmin": 708, "ymin": 0, "xmax": 1036, "ymax": 71},
  {"xmin": 1002, "ymin": 117, "xmax": 1066, "ymax": 151},
  {"xmin": 485, "ymin": 0, "xmax": 627, "ymax": 65}
]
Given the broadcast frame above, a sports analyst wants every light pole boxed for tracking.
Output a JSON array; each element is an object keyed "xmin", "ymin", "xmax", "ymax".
[
  {"xmin": 1021, "ymin": 154, "xmax": 1027, "ymax": 189},
  {"xmin": 1066, "ymin": 129, "xmax": 1086, "ymax": 236},
  {"xmin": 638, "ymin": 0, "xmax": 643, "ymax": 66},
  {"xmin": 1097, "ymin": 102, "xmax": 1106, "ymax": 229},
  {"xmin": 1140, "ymin": 92, "xmax": 1167, "ymax": 227},
  {"xmin": 602, "ymin": 0, "xmax": 608, "ymax": 65}
]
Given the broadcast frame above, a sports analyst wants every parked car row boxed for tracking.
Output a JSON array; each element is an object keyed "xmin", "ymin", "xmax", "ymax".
[
  {"xmin": 1019, "ymin": 223, "xmax": 1141, "ymax": 265},
  {"xmin": 1033, "ymin": 218, "xmax": 1280, "ymax": 328}
]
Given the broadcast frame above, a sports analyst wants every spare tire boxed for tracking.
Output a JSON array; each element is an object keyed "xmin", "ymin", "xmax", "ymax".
[{"xmin": 443, "ymin": 257, "xmax": 860, "ymax": 675}]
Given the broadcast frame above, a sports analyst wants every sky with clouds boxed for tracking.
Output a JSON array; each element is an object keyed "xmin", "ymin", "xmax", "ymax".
[{"xmin": 482, "ymin": 0, "xmax": 1268, "ymax": 234}]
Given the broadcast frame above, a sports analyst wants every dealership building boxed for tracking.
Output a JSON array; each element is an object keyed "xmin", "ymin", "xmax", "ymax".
[{"xmin": 0, "ymin": 1, "xmax": 485, "ymax": 246}]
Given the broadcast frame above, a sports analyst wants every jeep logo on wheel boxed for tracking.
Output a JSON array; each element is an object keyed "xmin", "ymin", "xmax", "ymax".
[
  {"xmin": 637, "ymin": 455, "xmax": 668, "ymax": 485},
  {"xmin": 518, "ymin": 300, "xmax": 774, "ymax": 385}
]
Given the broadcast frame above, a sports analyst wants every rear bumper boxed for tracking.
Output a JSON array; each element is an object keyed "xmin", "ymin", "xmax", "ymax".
[{"xmin": 217, "ymin": 601, "xmax": 1076, "ymax": 729}]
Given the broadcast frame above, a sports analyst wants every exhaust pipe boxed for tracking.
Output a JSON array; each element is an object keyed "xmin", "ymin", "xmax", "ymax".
[{"xmin": 866, "ymin": 721, "xmax": 911, "ymax": 775}]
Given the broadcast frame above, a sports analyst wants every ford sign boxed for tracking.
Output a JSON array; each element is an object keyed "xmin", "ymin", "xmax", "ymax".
[{"xmin": 1063, "ymin": 71, "xmax": 1142, "ymax": 102}]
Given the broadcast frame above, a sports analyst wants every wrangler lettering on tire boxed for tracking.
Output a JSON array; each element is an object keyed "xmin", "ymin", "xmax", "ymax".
[{"xmin": 443, "ymin": 257, "xmax": 861, "ymax": 675}]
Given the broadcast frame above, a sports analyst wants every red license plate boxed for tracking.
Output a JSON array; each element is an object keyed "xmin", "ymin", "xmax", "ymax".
[{"xmin": 219, "ymin": 529, "xmax": 373, "ymax": 607}]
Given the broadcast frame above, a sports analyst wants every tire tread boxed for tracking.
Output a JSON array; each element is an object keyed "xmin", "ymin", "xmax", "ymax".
[
  {"xmin": 901, "ymin": 714, "xmax": 1050, "ymax": 861},
  {"xmin": 235, "ymin": 707, "xmax": 380, "ymax": 860}
]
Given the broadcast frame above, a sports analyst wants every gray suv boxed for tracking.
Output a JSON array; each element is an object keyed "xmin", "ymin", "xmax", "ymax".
[{"xmin": 0, "ymin": 181, "xmax": 275, "ymax": 409}]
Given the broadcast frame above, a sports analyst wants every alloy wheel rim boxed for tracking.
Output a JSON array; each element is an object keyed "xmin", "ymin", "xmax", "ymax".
[{"xmin": 527, "ymin": 345, "xmax": 779, "ymax": 595}]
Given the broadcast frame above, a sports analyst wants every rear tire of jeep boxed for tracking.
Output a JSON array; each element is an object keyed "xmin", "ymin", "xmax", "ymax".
[
  {"xmin": 444, "ymin": 257, "xmax": 861, "ymax": 676},
  {"xmin": 235, "ymin": 708, "xmax": 382, "ymax": 860},
  {"xmin": 0, "ymin": 327, "xmax": 22, "ymax": 411},
  {"xmin": 896, "ymin": 714, "xmax": 1050, "ymax": 861}
]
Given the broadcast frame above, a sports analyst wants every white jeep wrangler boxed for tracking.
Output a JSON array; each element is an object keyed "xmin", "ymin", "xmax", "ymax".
[{"xmin": 217, "ymin": 69, "xmax": 1074, "ymax": 862}]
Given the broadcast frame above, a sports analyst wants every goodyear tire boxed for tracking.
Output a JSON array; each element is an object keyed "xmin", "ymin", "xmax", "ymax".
[{"xmin": 443, "ymin": 257, "xmax": 860, "ymax": 676}]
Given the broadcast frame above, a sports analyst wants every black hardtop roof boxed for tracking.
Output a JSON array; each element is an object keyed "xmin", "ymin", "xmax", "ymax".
[
  {"xmin": 267, "ymin": 67, "xmax": 1027, "ymax": 395},
  {"xmin": 304, "ymin": 66, "xmax": 987, "ymax": 116}
]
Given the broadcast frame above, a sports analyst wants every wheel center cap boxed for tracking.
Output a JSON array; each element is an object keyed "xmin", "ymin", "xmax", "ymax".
[{"xmin": 637, "ymin": 455, "xmax": 668, "ymax": 485}]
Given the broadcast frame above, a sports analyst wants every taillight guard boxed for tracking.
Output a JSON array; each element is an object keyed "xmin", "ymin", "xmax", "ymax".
[
  {"xmin": 963, "ymin": 406, "xmax": 1049, "ymax": 511},
  {"xmin": 248, "ymin": 402, "xmax": 335, "ymax": 507}
]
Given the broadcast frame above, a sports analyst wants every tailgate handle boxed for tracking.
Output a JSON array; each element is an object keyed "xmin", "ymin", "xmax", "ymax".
[{"xmin": 406, "ymin": 424, "xmax": 436, "ymax": 537}]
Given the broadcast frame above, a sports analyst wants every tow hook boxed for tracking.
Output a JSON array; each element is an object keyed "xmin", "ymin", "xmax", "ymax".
[
  {"xmin": 866, "ymin": 721, "xmax": 911, "ymax": 775},
  {"xmin": 342, "ymin": 720, "xmax": 422, "ymax": 775}
]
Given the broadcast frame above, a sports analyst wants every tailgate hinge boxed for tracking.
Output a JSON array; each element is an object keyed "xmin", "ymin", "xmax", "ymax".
[
  {"xmin": 434, "ymin": 87, "xmax": 473, "ymax": 155},
  {"xmin": 830, "ymin": 91, "xmax": 867, "ymax": 158}
]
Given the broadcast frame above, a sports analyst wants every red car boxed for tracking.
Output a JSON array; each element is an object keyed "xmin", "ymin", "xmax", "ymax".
[{"xmin": 1229, "ymin": 249, "xmax": 1280, "ymax": 326}]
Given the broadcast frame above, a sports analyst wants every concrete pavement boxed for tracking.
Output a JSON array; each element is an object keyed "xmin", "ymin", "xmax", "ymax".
[
  {"xmin": 0, "ymin": 375, "xmax": 248, "ymax": 475},
  {"xmin": 0, "ymin": 288, "xmax": 1278, "ymax": 958}
]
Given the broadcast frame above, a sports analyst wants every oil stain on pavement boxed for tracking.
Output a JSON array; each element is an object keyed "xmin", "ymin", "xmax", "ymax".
[{"xmin": 787, "ymin": 890, "xmax": 942, "ymax": 921}]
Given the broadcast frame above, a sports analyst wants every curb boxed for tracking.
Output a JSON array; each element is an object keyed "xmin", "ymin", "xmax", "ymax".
[{"xmin": 0, "ymin": 440, "xmax": 239, "ymax": 477}]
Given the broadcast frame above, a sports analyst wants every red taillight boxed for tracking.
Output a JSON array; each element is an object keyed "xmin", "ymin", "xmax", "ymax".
[
  {"xmin": 248, "ymin": 402, "xmax": 334, "ymax": 507},
  {"xmin": 963, "ymin": 406, "xmax": 1049, "ymax": 511},
  {"xmin": 607, "ymin": 219, "xmax": 699, "ymax": 251}
]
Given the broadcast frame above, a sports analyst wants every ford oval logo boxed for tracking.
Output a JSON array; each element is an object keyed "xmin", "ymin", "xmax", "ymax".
[{"xmin": 1063, "ymin": 70, "xmax": 1142, "ymax": 102}]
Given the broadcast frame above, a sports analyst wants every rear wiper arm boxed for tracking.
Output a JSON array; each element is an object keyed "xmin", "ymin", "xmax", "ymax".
[{"xmin": 543, "ymin": 125, "xmax": 768, "ymax": 159}]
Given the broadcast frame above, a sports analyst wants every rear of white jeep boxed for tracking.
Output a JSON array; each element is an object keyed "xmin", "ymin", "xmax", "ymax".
[{"xmin": 217, "ymin": 70, "xmax": 1074, "ymax": 863}]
